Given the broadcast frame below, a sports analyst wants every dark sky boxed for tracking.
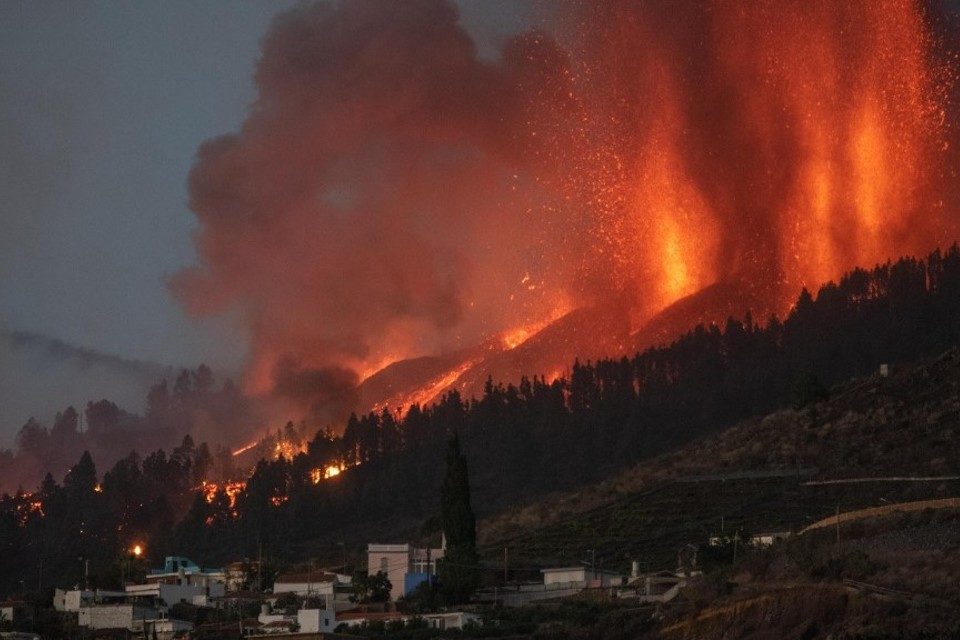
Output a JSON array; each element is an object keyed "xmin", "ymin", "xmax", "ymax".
[
  {"xmin": 0, "ymin": 1, "xmax": 530, "ymax": 442},
  {"xmin": 0, "ymin": 1, "xmax": 529, "ymax": 368}
]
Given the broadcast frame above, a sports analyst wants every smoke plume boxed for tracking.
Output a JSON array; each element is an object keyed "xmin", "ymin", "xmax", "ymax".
[{"xmin": 174, "ymin": 0, "xmax": 959, "ymax": 417}]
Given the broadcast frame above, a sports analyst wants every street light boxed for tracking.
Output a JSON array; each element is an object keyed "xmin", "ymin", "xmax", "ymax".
[{"xmin": 122, "ymin": 544, "xmax": 144, "ymax": 586}]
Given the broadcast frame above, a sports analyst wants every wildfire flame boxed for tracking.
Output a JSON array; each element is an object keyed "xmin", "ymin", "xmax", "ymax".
[
  {"xmin": 200, "ymin": 480, "xmax": 246, "ymax": 510},
  {"xmin": 310, "ymin": 462, "xmax": 353, "ymax": 483}
]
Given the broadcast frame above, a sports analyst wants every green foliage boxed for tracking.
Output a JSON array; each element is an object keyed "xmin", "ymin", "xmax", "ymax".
[
  {"xmin": 352, "ymin": 570, "xmax": 392, "ymax": 604},
  {"xmin": 809, "ymin": 549, "xmax": 883, "ymax": 581},
  {"xmin": 399, "ymin": 580, "xmax": 440, "ymax": 614},
  {"xmin": 274, "ymin": 591, "xmax": 302, "ymax": 611},
  {"xmin": 437, "ymin": 434, "xmax": 480, "ymax": 604},
  {"xmin": 794, "ymin": 371, "xmax": 829, "ymax": 411}
]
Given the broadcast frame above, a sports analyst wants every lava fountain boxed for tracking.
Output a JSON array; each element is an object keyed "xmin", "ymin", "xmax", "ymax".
[{"xmin": 175, "ymin": 0, "xmax": 959, "ymax": 421}]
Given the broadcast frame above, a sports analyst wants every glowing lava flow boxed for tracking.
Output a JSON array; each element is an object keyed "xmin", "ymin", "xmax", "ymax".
[
  {"xmin": 231, "ymin": 441, "xmax": 257, "ymax": 457},
  {"xmin": 551, "ymin": 0, "xmax": 954, "ymax": 324},
  {"xmin": 373, "ymin": 356, "xmax": 483, "ymax": 415}
]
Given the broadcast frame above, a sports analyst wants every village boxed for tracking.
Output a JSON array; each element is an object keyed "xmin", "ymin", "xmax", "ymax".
[{"xmin": 0, "ymin": 524, "xmax": 805, "ymax": 640}]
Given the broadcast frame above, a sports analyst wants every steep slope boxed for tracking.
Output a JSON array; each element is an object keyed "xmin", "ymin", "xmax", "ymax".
[
  {"xmin": 478, "ymin": 347, "xmax": 960, "ymax": 566},
  {"xmin": 354, "ymin": 281, "xmax": 759, "ymax": 414}
]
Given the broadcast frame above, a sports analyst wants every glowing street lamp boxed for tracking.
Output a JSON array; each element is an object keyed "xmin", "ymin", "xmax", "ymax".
[{"xmin": 132, "ymin": 544, "xmax": 143, "ymax": 558}]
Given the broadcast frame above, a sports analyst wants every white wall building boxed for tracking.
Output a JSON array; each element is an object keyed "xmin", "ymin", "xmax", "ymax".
[
  {"xmin": 541, "ymin": 567, "xmax": 623, "ymax": 588},
  {"xmin": 335, "ymin": 611, "xmax": 479, "ymax": 631},
  {"xmin": 143, "ymin": 618, "xmax": 194, "ymax": 640},
  {"xmin": 423, "ymin": 612, "xmax": 480, "ymax": 630},
  {"xmin": 77, "ymin": 603, "xmax": 157, "ymax": 631},
  {"xmin": 125, "ymin": 581, "xmax": 221, "ymax": 607},
  {"xmin": 367, "ymin": 542, "xmax": 445, "ymax": 601},
  {"xmin": 272, "ymin": 571, "xmax": 348, "ymax": 597},
  {"xmin": 297, "ymin": 608, "xmax": 337, "ymax": 633},
  {"xmin": 53, "ymin": 589, "xmax": 92, "ymax": 612}
]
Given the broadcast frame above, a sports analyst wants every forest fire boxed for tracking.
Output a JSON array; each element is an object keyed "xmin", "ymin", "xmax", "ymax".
[
  {"xmin": 13, "ymin": 492, "xmax": 45, "ymax": 525},
  {"xmin": 199, "ymin": 480, "xmax": 246, "ymax": 509},
  {"xmin": 309, "ymin": 462, "xmax": 352, "ymax": 483}
]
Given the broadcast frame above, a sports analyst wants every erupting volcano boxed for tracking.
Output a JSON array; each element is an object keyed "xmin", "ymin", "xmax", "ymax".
[{"xmin": 174, "ymin": 0, "xmax": 959, "ymax": 427}]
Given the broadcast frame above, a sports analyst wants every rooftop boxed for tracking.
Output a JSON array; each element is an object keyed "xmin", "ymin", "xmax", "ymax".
[{"xmin": 275, "ymin": 572, "xmax": 340, "ymax": 584}]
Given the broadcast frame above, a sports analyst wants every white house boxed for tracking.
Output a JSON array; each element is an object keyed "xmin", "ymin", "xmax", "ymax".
[
  {"xmin": 708, "ymin": 531, "xmax": 792, "ymax": 548},
  {"xmin": 297, "ymin": 608, "xmax": 337, "ymax": 633},
  {"xmin": 125, "ymin": 581, "xmax": 220, "ymax": 607},
  {"xmin": 142, "ymin": 557, "xmax": 227, "ymax": 601},
  {"xmin": 367, "ymin": 542, "xmax": 445, "ymax": 601},
  {"xmin": 142, "ymin": 618, "xmax": 194, "ymax": 640},
  {"xmin": 422, "ymin": 612, "xmax": 480, "ymax": 630},
  {"xmin": 615, "ymin": 570, "xmax": 689, "ymax": 603},
  {"xmin": 334, "ymin": 610, "xmax": 479, "ymax": 631},
  {"xmin": 77, "ymin": 603, "xmax": 158, "ymax": 631},
  {"xmin": 749, "ymin": 531, "xmax": 792, "ymax": 547},
  {"xmin": 272, "ymin": 571, "xmax": 349, "ymax": 597},
  {"xmin": 541, "ymin": 567, "xmax": 623, "ymax": 588},
  {"xmin": 53, "ymin": 589, "xmax": 93, "ymax": 612},
  {"xmin": 0, "ymin": 602, "xmax": 23, "ymax": 625}
]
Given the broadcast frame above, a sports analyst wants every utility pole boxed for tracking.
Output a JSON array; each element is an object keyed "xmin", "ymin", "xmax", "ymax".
[
  {"xmin": 503, "ymin": 547, "xmax": 508, "ymax": 584},
  {"xmin": 258, "ymin": 540, "xmax": 263, "ymax": 593},
  {"xmin": 835, "ymin": 504, "xmax": 841, "ymax": 544}
]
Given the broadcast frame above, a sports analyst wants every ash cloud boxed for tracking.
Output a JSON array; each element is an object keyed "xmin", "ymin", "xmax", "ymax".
[
  {"xmin": 175, "ymin": 0, "xmax": 960, "ymax": 418},
  {"xmin": 271, "ymin": 359, "xmax": 359, "ymax": 423},
  {"xmin": 172, "ymin": 0, "xmax": 573, "ymax": 412}
]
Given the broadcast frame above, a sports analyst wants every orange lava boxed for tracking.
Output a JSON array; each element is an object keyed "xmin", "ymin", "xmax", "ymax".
[{"xmin": 558, "ymin": 0, "xmax": 952, "ymax": 320}]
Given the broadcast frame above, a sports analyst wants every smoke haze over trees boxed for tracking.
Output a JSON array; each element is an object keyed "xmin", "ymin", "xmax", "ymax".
[
  {"xmin": 0, "ymin": 329, "xmax": 170, "ymax": 446},
  {"xmin": 0, "ymin": 362, "xmax": 262, "ymax": 493}
]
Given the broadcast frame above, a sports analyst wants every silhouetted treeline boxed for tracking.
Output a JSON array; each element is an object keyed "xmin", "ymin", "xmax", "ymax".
[
  {"xmin": 0, "ymin": 364, "xmax": 259, "ymax": 492},
  {"xmin": 0, "ymin": 435, "xmax": 212, "ymax": 596},
  {"xmin": 173, "ymin": 246, "xmax": 960, "ymax": 564},
  {"xmin": 5, "ymin": 247, "xmax": 960, "ymax": 595}
]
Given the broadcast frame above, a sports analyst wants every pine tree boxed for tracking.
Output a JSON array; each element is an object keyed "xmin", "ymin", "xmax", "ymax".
[{"xmin": 437, "ymin": 433, "xmax": 479, "ymax": 603}]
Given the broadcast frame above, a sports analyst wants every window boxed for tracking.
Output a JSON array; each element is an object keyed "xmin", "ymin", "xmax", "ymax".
[{"xmin": 380, "ymin": 557, "xmax": 389, "ymax": 573}]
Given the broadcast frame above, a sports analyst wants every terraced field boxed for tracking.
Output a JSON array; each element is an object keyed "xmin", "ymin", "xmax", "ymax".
[{"xmin": 481, "ymin": 475, "xmax": 960, "ymax": 577}]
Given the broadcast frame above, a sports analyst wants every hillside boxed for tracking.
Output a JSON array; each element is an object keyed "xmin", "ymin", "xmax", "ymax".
[{"xmin": 478, "ymin": 347, "xmax": 960, "ymax": 570}]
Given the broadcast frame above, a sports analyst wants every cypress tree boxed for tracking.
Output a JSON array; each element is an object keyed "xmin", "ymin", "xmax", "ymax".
[{"xmin": 437, "ymin": 433, "xmax": 480, "ymax": 603}]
